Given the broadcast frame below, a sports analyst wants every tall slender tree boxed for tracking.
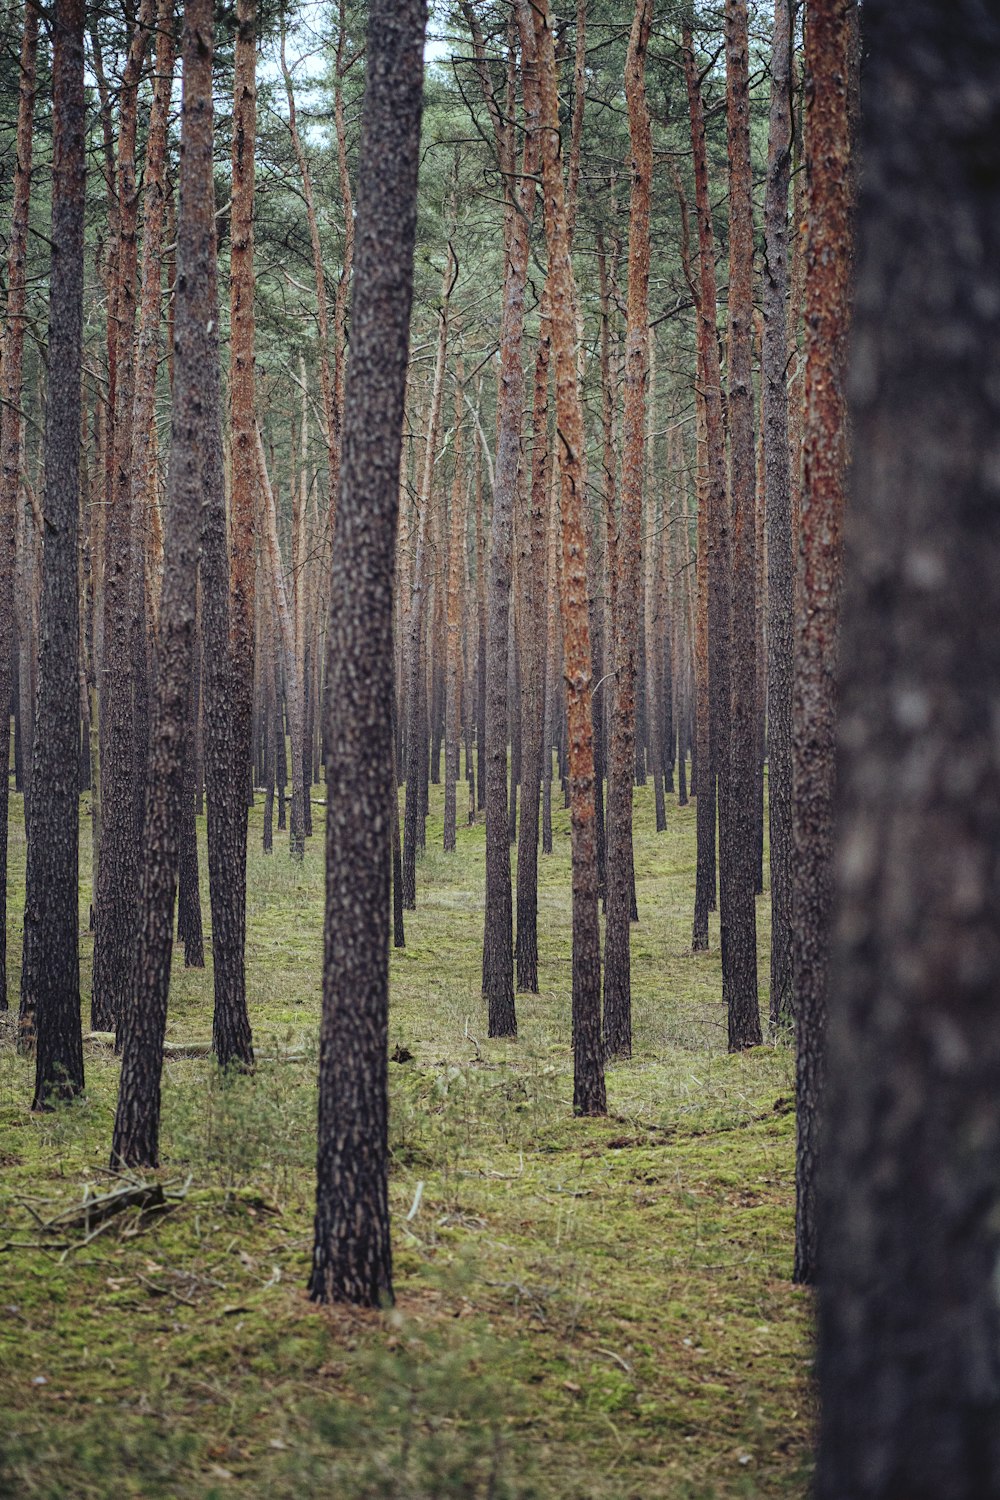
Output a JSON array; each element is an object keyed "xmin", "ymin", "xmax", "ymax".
[
  {"xmin": 20, "ymin": 0, "xmax": 86, "ymax": 1106},
  {"xmin": 721, "ymin": 0, "xmax": 762, "ymax": 1051},
  {"xmin": 310, "ymin": 0, "xmax": 427, "ymax": 1307},
  {"xmin": 112, "ymin": 0, "xmax": 222, "ymax": 1166},
  {"xmin": 683, "ymin": 27, "xmax": 728, "ymax": 955},
  {"xmin": 603, "ymin": 0, "xmax": 652, "ymax": 1061},
  {"xmin": 91, "ymin": 0, "xmax": 153, "ymax": 1034},
  {"xmin": 471, "ymin": 6, "xmax": 539, "ymax": 1039},
  {"xmin": 762, "ymin": 0, "xmax": 794, "ymax": 1029},
  {"xmin": 0, "ymin": 0, "xmax": 39, "ymax": 1016},
  {"xmin": 792, "ymin": 0, "xmax": 856, "ymax": 1286},
  {"xmin": 527, "ymin": 0, "xmax": 605, "ymax": 1116}
]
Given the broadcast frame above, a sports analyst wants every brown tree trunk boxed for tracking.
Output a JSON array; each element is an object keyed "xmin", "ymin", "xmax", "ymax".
[
  {"xmin": 443, "ymin": 367, "xmax": 465, "ymax": 852},
  {"xmin": 721, "ymin": 0, "xmax": 762, "ymax": 1052},
  {"xmin": 603, "ymin": 0, "xmax": 652, "ymax": 1061},
  {"xmin": 816, "ymin": 6, "xmax": 1000, "ymax": 1493},
  {"xmin": 20, "ymin": 0, "xmax": 85, "ymax": 1105},
  {"xmin": 309, "ymin": 0, "xmax": 426, "ymax": 1308},
  {"xmin": 793, "ymin": 0, "xmax": 856, "ymax": 1286},
  {"xmin": 763, "ymin": 0, "xmax": 795, "ymax": 1029},
  {"xmin": 112, "ymin": 0, "xmax": 221, "ymax": 1164},
  {"xmin": 0, "ymin": 0, "xmax": 38, "ymax": 1013},
  {"xmin": 683, "ymin": 30, "xmax": 727, "ymax": 954},
  {"xmin": 528, "ymin": 0, "xmax": 605, "ymax": 1116},
  {"xmin": 478, "ymin": 14, "xmax": 538, "ymax": 1039},
  {"xmin": 225, "ymin": 0, "xmax": 257, "ymax": 959}
]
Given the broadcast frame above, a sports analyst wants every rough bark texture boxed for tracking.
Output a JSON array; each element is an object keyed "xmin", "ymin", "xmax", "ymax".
[
  {"xmin": 683, "ymin": 29, "xmax": 727, "ymax": 954},
  {"xmin": 792, "ymin": 0, "xmax": 855, "ymax": 1286},
  {"xmin": 603, "ymin": 0, "xmax": 652, "ymax": 1061},
  {"xmin": 128, "ymin": 0, "xmax": 176, "ymax": 910},
  {"xmin": 817, "ymin": 5, "xmax": 1000, "ymax": 1493},
  {"xmin": 722, "ymin": 0, "xmax": 762, "ymax": 1052},
  {"xmin": 20, "ymin": 0, "xmax": 85, "ymax": 1106},
  {"xmin": 112, "ymin": 0, "xmax": 218, "ymax": 1165},
  {"xmin": 91, "ymin": 1, "xmax": 153, "ymax": 1033},
  {"xmin": 528, "ymin": 0, "xmax": 605, "ymax": 1117},
  {"xmin": 0, "ymin": 0, "xmax": 38, "ymax": 1014},
  {"xmin": 309, "ymin": 0, "xmax": 426, "ymax": 1307},
  {"xmin": 763, "ymin": 0, "xmax": 794, "ymax": 1028},
  {"xmin": 443, "ymin": 369, "xmax": 465, "ymax": 853},
  {"xmin": 226, "ymin": 0, "xmax": 257, "ymax": 973},
  {"xmin": 402, "ymin": 272, "xmax": 449, "ymax": 906},
  {"xmin": 516, "ymin": 310, "xmax": 550, "ymax": 993},
  {"xmin": 480, "ymin": 17, "xmax": 538, "ymax": 1039}
]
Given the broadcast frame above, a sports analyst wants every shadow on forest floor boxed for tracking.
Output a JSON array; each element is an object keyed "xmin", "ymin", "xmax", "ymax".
[{"xmin": 0, "ymin": 766, "xmax": 812, "ymax": 1498}]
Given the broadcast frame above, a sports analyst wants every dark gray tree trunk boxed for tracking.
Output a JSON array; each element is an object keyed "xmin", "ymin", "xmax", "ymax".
[
  {"xmin": 0, "ymin": 0, "xmax": 38, "ymax": 1015},
  {"xmin": 20, "ymin": 0, "xmax": 85, "ymax": 1106},
  {"xmin": 721, "ymin": 0, "xmax": 762, "ymax": 1052},
  {"xmin": 310, "ymin": 0, "xmax": 426, "ymax": 1307},
  {"xmin": 816, "ymin": 5, "xmax": 1000, "ymax": 1494}
]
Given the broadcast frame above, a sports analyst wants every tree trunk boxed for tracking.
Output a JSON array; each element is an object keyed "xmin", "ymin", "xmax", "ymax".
[
  {"xmin": 816, "ymin": 6, "xmax": 1000, "ymax": 1493},
  {"xmin": 603, "ymin": 0, "xmax": 652, "ymax": 1062},
  {"xmin": 20, "ymin": 0, "xmax": 85, "ymax": 1106},
  {"xmin": 528, "ymin": 0, "xmax": 605, "ymax": 1116},
  {"xmin": 443, "ymin": 367, "xmax": 465, "ymax": 852},
  {"xmin": 721, "ymin": 0, "xmax": 762, "ymax": 1052},
  {"xmin": 309, "ymin": 0, "xmax": 426, "ymax": 1308},
  {"xmin": 91, "ymin": 0, "xmax": 153, "ymax": 1034},
  {"xmin": 128, "ymin": 0, "xmax": 176, "ymax": 909},
  {"xmin": 516, "ymin": 308, "xmax": 550, "ymax": 993},
  {"xmin": 762, "ymin": 0, "xmax": 794, "ymax": 1029},
  {"xmin": 257, "ymin": 431, "xmax": 305, "ymax": 861},
  {"xmin": 479, "ymin": 15, "xmax": 538, "ymax": 1040},
  {"xmin": 683, "ymin": 29, "xmax": 727, "ymax": 954},
  {"xmin": 792, "ymin": 0, "xmax": 856, "ymax": 1287},
  {"xmin": 402, "ymin": 273, "xmax": 450, "ymax": 904},
  {"xmin": 227, "ymin": 0, "xmax": 257, "ymax": 937},
  {"xmin": 112, "ymin": 0, "xmax": 220, "ymax": 1164},
  {"xmin": 0, "ymin": 0, "xmax": 38, "ymax": 1014}
]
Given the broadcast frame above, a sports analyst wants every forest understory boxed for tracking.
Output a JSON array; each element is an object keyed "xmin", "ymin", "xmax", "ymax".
[{"xmin": 0, "ymin": 768, "xmax": 809, "ymax": 1500}]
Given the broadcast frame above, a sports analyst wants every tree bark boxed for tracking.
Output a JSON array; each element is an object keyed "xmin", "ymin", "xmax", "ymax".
[
  {"xmin": 516, "ymin": 308, "xmax": 550, "ymax": 993},
  {"xmin": 762, "ymin": 0, "xmax": 794, "ymax": 1029},
  {"xmin": 603, "ymin": 0, "xmax": 652, "ymax": 1061},
  {"xmin": 816, "ymin": 6, "xmax": 1000, "ymax": 1494},
  {"xmin": 309, "ymin": 0, "xmax": 426, "ymax": 1308},
  {"xmin": 792, "ymin": 0, "xmax": 855, "ymax": 1286},
  {"xmin": 0, "ymin": 0, "xmax": 38, "ymax": 1014},
  {"xmin": 478, "ymin": 12, "xmax": 538, "ymax": 1039},
  {"xmin": 528, "ymin": 0, "xmax": 605, "ymax": 1116},
  {"xmin": 112, "ymin": 0, "xmax": 220, "ymax": 1164},
  {"xmin": 91, "ymin": 0, "xmax": 153, "ymax": 1034},
  {"xmin": 443, "ymin": 367, "xmax": 465, "ymax": 852},
  {"xmin": 721, "ymin": 0, "xmax": 762, "ymax": 1052},
  {"xmin": 20, "ymin": 0, "xmax": 86, "ymax": 1106},
  {"xmin": 683, "ymin": 29, "xmax": 728, "ymax": 954},
  {"xmin": 226, "ymin": 0, "xmax": 257, "ymax": 964}
]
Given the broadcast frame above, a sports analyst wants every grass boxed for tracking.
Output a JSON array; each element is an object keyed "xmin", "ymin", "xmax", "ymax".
[{"xmin": 0, "ymin": 764, "xmax": 813, "ymax": 1499}]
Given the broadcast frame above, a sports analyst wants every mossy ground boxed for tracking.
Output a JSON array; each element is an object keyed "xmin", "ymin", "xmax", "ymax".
[{"xmin": 0, "ymin": 767, "xmax": 813, "ymax": 1498}]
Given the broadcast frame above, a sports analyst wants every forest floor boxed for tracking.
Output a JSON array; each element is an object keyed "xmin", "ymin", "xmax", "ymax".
[{"xmin": 0, "ymin": 769, "xmax": 812, "ymax": 1499}]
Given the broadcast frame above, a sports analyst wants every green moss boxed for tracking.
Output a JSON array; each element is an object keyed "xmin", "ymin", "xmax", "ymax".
[{"xmin": 0, "ymin": 770, "xmax": 812, "ymax": 1498}]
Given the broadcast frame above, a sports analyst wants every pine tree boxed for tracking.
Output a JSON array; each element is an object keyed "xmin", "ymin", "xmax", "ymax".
[{"xmin": 310, "ymin": 0, "xmax": 427, "ymax": 1307}]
